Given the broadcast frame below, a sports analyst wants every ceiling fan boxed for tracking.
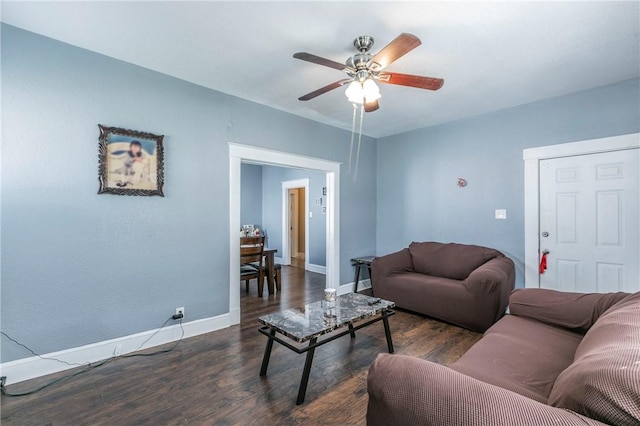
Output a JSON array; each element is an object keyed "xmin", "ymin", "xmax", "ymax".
[{"xmin": 294, "ymin": 33, "xmax": 444, "ymax": 112}]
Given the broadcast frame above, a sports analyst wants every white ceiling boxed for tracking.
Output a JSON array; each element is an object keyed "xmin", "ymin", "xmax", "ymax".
[{"xmin": 2, "ymin": 1, "xmax": 639, "ymax": 138}]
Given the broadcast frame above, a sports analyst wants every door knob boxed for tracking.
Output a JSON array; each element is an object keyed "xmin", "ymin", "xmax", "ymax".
[{"xmin": 541, "ymin": 232, "xmax": 549, "ymax": 238}]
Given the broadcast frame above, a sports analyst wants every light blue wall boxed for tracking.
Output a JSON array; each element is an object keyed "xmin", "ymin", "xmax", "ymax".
[
  {"xmin": 376, "ymin": 78, "xmax": 640, "ymax": 288},
  {"xmin": 260, "ymin": 166, "xmax": 327, "ymax": 266},
  {"xmin": 240, "ymin": 164, "xmax": 263, "ymax": 228},
  {"xmin": 1, "ymin": 24, "xmax": 377, "ymax": 362}
]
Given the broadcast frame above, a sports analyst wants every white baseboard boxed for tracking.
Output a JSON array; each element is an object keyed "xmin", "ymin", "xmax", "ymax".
[
  {"xmin": 229, "ymin": 307, "xmax": 240, "ymax": 325},
  {"xmin": 0, "ymin": 313, "xmax": 232, "ymax": 386},
  {"xmin": 306, "ymin": 263, "xmax": 326, "ymax": 275},
  {"xmin": 337, "ymin": 279, "xmax": 371, "ymax": 295},
  {"xmin": 266, "ymin": 257, "xmax": 324, "ymax": 274}
]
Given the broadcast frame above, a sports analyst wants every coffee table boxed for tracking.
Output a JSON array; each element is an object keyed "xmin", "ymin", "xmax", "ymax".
[{"xmin": 258, "ymin": 292, "xmax": 395, "ymax": 404}]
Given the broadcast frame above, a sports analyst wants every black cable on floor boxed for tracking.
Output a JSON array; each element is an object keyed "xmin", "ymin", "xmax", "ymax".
[{"xmin": 0, "ymin": 317, "xmax": 184, "ymax": 397}]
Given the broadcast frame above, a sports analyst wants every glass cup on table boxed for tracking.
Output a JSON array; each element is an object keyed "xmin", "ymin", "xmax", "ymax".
[{"xmin": 324, "ymin": 288, "xmax": 337, "ymax": 318}]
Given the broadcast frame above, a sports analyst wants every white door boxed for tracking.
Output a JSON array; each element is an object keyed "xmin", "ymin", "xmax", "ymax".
[{"xmin": 539, "ymin": 149, "xmax": 639, "ymax": 292}]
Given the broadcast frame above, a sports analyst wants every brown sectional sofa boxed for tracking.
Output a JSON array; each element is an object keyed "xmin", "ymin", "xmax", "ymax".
[
  {"xmin": 371, "ymin": 242, "xmax": 515, "ymax": 332},
  {"xmin": 367, "ymin": 289, "xmax": 640, "ymax": 426}
]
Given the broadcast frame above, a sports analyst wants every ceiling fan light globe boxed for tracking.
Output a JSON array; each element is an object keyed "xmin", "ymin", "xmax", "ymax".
[
  {"xmin": 345, "ymin": 81, "xmax": 364, "ymax": 104},
  {"xmin": 362, "ymin": 79, "xmax": 381, "ymax": 101}
]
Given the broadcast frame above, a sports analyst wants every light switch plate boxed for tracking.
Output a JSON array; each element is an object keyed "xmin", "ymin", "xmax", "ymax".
[{"xmin": 495, "ymin": 209, "xmax": 507, "ymax": 220}]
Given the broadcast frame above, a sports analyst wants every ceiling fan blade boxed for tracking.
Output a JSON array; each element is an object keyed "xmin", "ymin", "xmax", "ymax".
[
  {"xmin": 293, "ymin": 52, "xmax": 353, "ymax": 72},
  {"xmin": 298, "ymin": 79, "xmax": 352, "ymax": 101},
  {"xmin": 364, "ymin": 100, "xmax": 380, "ymax": 112},
  {"xmin": 368, "ymin": 33, "xmax": 421, "ymax": 70},
  {"xmin": 378, "ymin": 72, "xmax": 444, "ymax": 90}
]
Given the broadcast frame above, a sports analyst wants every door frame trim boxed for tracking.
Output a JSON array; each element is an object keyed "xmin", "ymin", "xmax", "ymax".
[
  {"xmin": 282, "ymin": 179, "xmax": 310, "ymax": 268},
  {"xmin": 229, "ymin": 143, "xmax": 340, "ymax": 325},
  {"xmin": 523, "ymin": 133, "xmax": 640, "ymax": 288}
]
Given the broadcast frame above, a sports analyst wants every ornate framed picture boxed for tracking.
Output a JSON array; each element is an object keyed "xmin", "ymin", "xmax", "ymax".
[{"xmin": 98, "ymin": 124, "xmax": 165, "ymax": 197}]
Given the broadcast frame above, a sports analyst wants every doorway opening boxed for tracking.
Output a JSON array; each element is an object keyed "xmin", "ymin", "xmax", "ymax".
[
  {"xmin": 282, "ymin": 179, "xmax": 309, "ymax": 270},
  {"xmin": 229, "ymin": 143, "xmax": 341, "ymax": 326},
  {"xmin": 289, "ymin": 188, "xmax": 306, "ymax": 268},
  {"xmin": 288, "ymin": 187, "xmax": 306, "ymax": 268}
]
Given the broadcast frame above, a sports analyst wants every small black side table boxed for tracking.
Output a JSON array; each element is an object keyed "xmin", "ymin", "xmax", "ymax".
[{"xmin": 351, "ymin": 256, "xmax": 376, "ymax": 292}]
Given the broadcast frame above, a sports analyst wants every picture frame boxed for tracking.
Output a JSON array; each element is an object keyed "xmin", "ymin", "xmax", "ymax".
[{"xmin": 98, "ymin": 124, "xmax": 165, "ymax": 197}]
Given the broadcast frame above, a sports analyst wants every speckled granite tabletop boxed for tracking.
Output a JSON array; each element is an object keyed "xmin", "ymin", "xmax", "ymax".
[{"xmin": 258, "ymin": 293, "xmax": 395, "ymax": 343}]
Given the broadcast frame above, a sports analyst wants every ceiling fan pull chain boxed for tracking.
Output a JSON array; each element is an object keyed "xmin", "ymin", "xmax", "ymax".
[
  {"xmin": 348, "ymin": 102, "xmax": 357, "ymax": 174},
  {"xmin": 353, "ymin": 104, "xmax": 364, "ymax": 181}
]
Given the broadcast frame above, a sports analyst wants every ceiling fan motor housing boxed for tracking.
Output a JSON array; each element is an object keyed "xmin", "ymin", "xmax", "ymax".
[
  {"xmin": 347, "ymin": 54, "xmax": 373, "ymax": 71},
  {"xmin": 347, "ymin": 35, "xmax": 379, "ymax": 79}
]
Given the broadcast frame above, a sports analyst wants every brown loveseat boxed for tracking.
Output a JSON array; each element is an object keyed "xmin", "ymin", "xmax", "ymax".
[
  {"xmin": 367, "ymin": 289, "xmax": 640, "ymax": 426},
  {"xmin": 371, "ymin": 242, "xmax": 515, "ymax": 332}
]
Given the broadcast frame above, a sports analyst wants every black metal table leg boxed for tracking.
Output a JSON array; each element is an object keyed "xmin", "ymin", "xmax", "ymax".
[
  {"xmin": 348, "ymin": 323, "xmax": 356, "ymax": 339},
  {"xmin": 353, "ymin": 264, "xmax": 361, "ymax": 293},
  {"xmin": 296, "ymin": 337, "xmax": 317, "ymax": 405},
  {"xmin": 382, "ymin": 314, "xmax": 394, "ymax": 353},
  {"xmin": 260, "ymin": 328, "xmax": 276, "ymax": 376},
  {"xmin": 367, "ymin": 265, "xmax": 373, "ymax": 288}
]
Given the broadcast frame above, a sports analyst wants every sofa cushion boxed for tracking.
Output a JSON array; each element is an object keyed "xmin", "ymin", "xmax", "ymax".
[
  {"xmin": 548, "ymin": 292, "xmax": 640, "ymax": 425},
  {"xmin": 450, "ymin": 315, "xmax": 583, "ymax": 403},
  {"xmin": 409, "ymin": 242, "xmax": 502, "ymax": 280}
]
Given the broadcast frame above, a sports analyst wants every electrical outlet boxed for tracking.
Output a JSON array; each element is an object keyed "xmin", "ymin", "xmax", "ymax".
[{"xmin": 175, "ymin": 307, "xmax": 185, "ymax": 319}]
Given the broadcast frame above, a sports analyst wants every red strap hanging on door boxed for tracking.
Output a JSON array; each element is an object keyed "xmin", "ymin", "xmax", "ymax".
[{"xmin": 539, "ymin": 252, "xmax": 548, "ymax": 274}]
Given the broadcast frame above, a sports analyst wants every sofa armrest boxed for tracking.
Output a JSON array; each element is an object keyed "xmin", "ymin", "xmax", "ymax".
[
  {"xmin": 463, "ymin": 256, "xmax": 515, "ymax": 323},
  {"xmin": 367, "ymin": 353, "xmax": 608, "ymax": 426},
  {"xmin": 371, "ymin": 248, "xmax": 413, "ymax": 279},
  {"xmin": 464, "ymin": 256, "xmax": 515, "ymax": 294},
  {"xmin": 509, "ymin": 288, "xmax": 629, "ymax": 333}
]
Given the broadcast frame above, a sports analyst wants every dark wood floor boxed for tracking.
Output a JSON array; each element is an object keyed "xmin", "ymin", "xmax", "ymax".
[{"xmin": 1, "ymin": 266, "xmax": 482, "ymax": 425}]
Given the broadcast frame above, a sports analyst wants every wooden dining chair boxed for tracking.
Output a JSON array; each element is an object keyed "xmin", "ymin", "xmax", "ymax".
[{"xmin": 240, "ymin": 236, "xmax": 266, "ymax": 296}]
